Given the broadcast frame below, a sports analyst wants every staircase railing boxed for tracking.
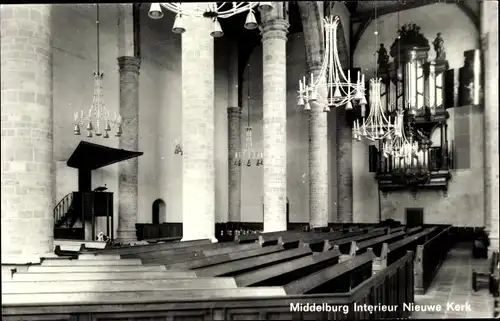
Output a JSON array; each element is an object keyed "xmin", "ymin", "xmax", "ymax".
[{"xmin": 53, "ymin": 193, "xmax": 74, "ymax": 227}]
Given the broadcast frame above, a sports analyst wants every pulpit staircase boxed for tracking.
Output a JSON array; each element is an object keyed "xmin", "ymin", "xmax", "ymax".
[{"xmin": 53, "ymin": 193, "xmax": 83, "ymax": 240}]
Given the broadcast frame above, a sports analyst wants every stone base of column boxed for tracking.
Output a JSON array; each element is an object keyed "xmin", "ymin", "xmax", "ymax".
[
  {"xmin": 263, "ymin": 222, "xmax": 287, "ymax": 233},
  {"xmin": 181, "ymin": 236, "xmax": 218, "ymax": 243},
  {"xmin": 116, "ymin": 229, "xmax": 137, "ymax": 245}
]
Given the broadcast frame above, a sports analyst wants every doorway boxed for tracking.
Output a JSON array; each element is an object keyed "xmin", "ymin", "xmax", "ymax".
[
  {"xmin": 406, "ymin": 208, "xmax": 424, "ymax": 228},
  {"xmin": 152, "ymin": 199, "xmax": 166, "ymax": 224}
]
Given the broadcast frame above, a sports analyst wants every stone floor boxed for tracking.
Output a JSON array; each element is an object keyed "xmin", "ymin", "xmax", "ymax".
[{"xmin": 413, "ymin": 243, "xmax": 494, "ymax": 319}]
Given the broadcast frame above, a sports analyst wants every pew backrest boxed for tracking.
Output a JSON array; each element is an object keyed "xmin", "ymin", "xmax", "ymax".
[
  {"xmin": 234, "ymin": 246, "xmax": 342, "ymax": 287},
  {"xmin": 283, "ymin": 249, "xmax": 376, "ymax": 294},
  {"xmin": 195, "ymin": 247, "xmax": 312, "ymax": 277},
  {"xmin": 356, "ymin": 231, "xmax": 406, "ymax": 255},
  {"xmin": 325, "ymin": 229, "xmax": 386, "ymax": 251},
  {"xmin": 83, "ymin": 239, "xmax": 212, "ymax": 255},
  {"xmin": 165, "ymin": 245, "xmax": 286, "ymax": 270}
]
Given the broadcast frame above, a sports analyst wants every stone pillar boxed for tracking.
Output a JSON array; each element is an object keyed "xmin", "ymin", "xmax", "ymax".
[
  {"xmin": 297, "ymin": 1, "xmax": 329, "ymax": 228},
  {"xmin": 116, "ymin": 4, "xmax": 140, "ymax": 243},
  {"xmin": 228, "ymin": 107, "xmax": 242, "ymax": 222},
  {"xmin": 336, "ymin": 24, "xmax": 353, "ymax": 224},
  {"xmin": 261, "ymin": 14, "xmax": 290, "ymax": 232},
  {"xmin": 116, "ymin": 56, "xmax": 140, "ymax": 243},
  {"xmin": 227, "ymin": 43, "xmax": 241, "ymax": 223},
  {"xmin": 337, "ymin": 108, "xmax": 353, "ymax": 223},
  {"xmin": 181, "ymin": 4, "xmax": 216, "ymax": 242},
  {"xmin": 308, "ymin": 65, "xmax": 329, "ymax": 228},
  {"xmin": 1, "ymin": 5, "xmax": 54, "ymax": 262},
  {"xmin": 482, "ymin": 0, "xmax": 499, "ymax": 253}
]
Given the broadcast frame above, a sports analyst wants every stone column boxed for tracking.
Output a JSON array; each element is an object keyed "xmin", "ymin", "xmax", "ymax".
[
  {"xmin": 1, "ymin": 5, "xmax": 54, "ymax": 262},
  {"xmin": 228, "ymin": 107, "xmax": 242, "ymax": 222},
  {"xmin": 181, "ymin": 4, "xmax": 216, "ymax": 242},
  {"xmin": 337, "ymin": 108, "xmax": 353, "ymax": 223},
  {"xmin": 117, "ymin": 56, "xmax": 140, "ymax": 243},
  {"xmin": 308, "ymin": 65, "xmax": 329, "ymax": 228},
  {"xmin": 482, "ymin": 0, "xmax": 499, "ymax": 253},
  {"xmin": 227, "ymin": 43, "xmax": 241, "ymax": 223},
  {"xmin": 336, "ymin": 26, "xmax": 353, "ymax": 224},
  {"xmin": 297, "ymin": 1, "xmax": 329, "ymax": 228},
  {"xmin": 261, "ymin": 13, "xmax": 290, "ymax": 232},
  {"xmin": 116, "ymin": 4, "xmax": 140, "ymax": 243}
]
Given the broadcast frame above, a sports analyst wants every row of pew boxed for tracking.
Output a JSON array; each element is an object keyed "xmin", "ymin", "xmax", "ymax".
[{"xmin": 2, "ymin": 224, "xmax": 454, "ymax": 320}]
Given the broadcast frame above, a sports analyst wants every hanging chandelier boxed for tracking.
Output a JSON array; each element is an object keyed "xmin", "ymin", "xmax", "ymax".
[
  {"xmin": 297, "ymin": 16, "xmax": 367, "ymax": 112},
  {"xmin": 351, "ymin": 4, "xmax": 394, "ymax": 143},
  {"xmin": 353, "ymin": 78, "xmax": 394, "ymax": 141},
  {"xmin": 73, "ymin": 4, "xmax": 122, "ymax": 138},
  {"xmin": 234, "ymin": 64, "xmax": 262, "ymax": 167},
  {"xmin": 148, "ymin": 2, "xmax": 274, "ymax": 37},
  {"xmin": 381, "ymin": 111, "xmax": 419, "ymax": 164}
]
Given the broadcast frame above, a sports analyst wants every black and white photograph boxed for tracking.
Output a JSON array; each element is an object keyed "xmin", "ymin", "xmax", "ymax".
[{"xmin": 0, "ymin": 0, "xmax": 498, "ymax": 319}]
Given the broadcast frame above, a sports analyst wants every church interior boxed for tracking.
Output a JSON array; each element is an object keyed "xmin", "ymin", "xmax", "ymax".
[{"xmin": 1, "ymin": 1, "xmax": 499, "ymax": 319}]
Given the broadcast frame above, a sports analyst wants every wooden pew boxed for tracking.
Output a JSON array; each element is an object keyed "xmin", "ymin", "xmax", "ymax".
[
  {"xmin": 132, "ymin": 242, "xmax": 263, "ymax": 266},
  {"xmin": 258, "ymin": 230, "xmax": 308, "ymax": 246},
  {"xmin": 80, "ymin": 239, "xmax": 213, "ymax": 255},
  {"xmin": 40, "ymin": 258, "xmax": 143, "ymax": 266},
  {"xmin": 11, "ymin": 270, "xmax": 197, "ymax": 281},
  {"xmin": 2, "ymin": 252, "xmax": 415, "ymax": 320},
  {"xmin": 387, "ymin": 226, "xmax": 405, "ymax": 234},
  {"xmin": 195, "ymin": 247, "xmax": 312, "ymax": 277},
  {"xmin": 414, "ymin": 226, "xmax": 454, "ymax": 294},
  {"xmin": 407, "ymin": 226, "xmax": 424, "ymax": 234},
  {"xmin": 284, "ymin": 249, "xmax": 377, "ymax": 294},
  {"xmin": 234, "ymin": 246, "xmax": 343, "ymax": 287},
  {"xmin": 355, "ymin": 230, "xmax": 406, "ymax": 256},
  {"xmin": 26, "ymin": 264, "xmax": 168, "ymax": 273},
  {"xmin": 1, "ymin": 287, "xmax": 287, "ymax": 305},
  {"xmin": 372, "ymin": 227, "xmax": 438, "ymax": 273},
  {"xmin": 82, "ymin": 238, "xmax": 212, "ymax": 255},
  {"xmin": 324, "ymin": 229, "xmax": 387, "ymax": 253},
  {"xmin": 2, "ymin": 277, "xmax": 239, "ymax": 293},
  {"xmin": 296, "ymin": 229, "xmax": 369, "ymax": 252},
  {"xmin": 165, "ymin": 244, "xmax": 286, "ymax": 270},
  {"xmin": 274, "ymin": 230, "xmax": 344, "ymax": 250}
]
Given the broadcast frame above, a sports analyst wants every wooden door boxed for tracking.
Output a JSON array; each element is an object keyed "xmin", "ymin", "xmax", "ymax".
[{"xmin": 406, "ymin": 208, "xmax": 424, "ymax": 228}]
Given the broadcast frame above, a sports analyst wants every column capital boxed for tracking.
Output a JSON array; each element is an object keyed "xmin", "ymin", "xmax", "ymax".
[
  {"xmin": 118, "ymin": 56, "xmax": 141, "ymax": 73},
  {"xmin": 260, "ymin": 19, "xmax": 290, "ymax": 41}
]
